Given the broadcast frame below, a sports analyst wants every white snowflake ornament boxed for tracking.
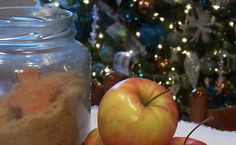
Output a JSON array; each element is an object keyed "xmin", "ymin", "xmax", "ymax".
[{"xmin": 183, "ymin": 6, "xmax": 222, "ymax": 43}]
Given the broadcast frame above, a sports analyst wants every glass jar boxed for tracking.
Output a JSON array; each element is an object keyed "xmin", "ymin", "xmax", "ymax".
[{"xmin": 0, "ymin": 7, "xmax": 90, "ymax": 145}]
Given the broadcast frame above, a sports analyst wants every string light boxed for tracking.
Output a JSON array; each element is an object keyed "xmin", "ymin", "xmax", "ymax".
[
  {"xmin": 95, "ymin": 43, "xmax": 101, "ymax": 48},
  {"xmin": 229, "ymin": 21, "xmax": 234, "ymax": 27},
  {"xmin": 181, "ymin": 51, "xmax": 191, "ymax": 56},
  {"xmin": 171, "ymin": 67, "xmax": 176, "ymax": 71},
  {"xmin": 177, "ymin": 46, "xmax": 181, "ymax": 51},
  {"xmin": 92, "ymin": 72, "xmax": 96, "ymax": 76},
  {"xmin": 184, "ymin": 9, "xmax": 189, "ymax": 14},
  {"xmin": 213, "ymin": 50, "xmax": 218, "ymax": 55},
  {"xmin": 184, "ymin": 4, "xmax": 191, "ymax": 14},
  {"xmin": 212, "ymin": 5, "xmax": 220, "ymax": 10},
  {"xmin": 154, "ymin": 13, "xmax": 159, "ymax": 17},
  {"xmin": 186, "ymin": 4, "xmax": 192, "ymax": 10},
  {"xmin": 98, "ymin": 33, "xmax": 104, "ymax": 39},
  {"xmin": 158, "ymin": 44, "xmax": 162, "ymax": 49},
  {"xmin": 144, "ymin": 1, "xmax": 150, "ymax": 7},
  {"xmin": 154, "ymin": 54, "xmax": 158, "ymax": 59},
  {"xmin": 182, "ymin": 37, "xmax": 187, "ymax": 43},
  {"xmin": 160, "ymin": 17, "xmax": 165, "ymax": 22},
  {"xmin": 178, "ymin": 21, "xmax": 183, "ymax": 25},
  {"xmin": 136, "ymin": 31, "xmax": 141, "ymax": 37},
  {"xmin": 186, "ymin": 51, "xmax": 190, "ymax": 56},
  {"xmin": 169, "ymin": 23, "xmax": 174, "ymax": 29},
  {"xmin": 104, "ymin": 67, "xmax": 111, "ymax": 73},
  {"xmin": 83, "ymin": 0, "xmax": 90, "ymax": 4}
]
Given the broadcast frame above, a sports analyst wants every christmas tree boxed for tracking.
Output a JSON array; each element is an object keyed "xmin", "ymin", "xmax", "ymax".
[{"xmin": 41, "ymin": 0, "xmax": 236, "ymax": 120}]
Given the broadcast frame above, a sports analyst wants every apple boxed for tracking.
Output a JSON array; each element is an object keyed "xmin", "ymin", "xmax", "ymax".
[
  {"xmin": 98, "ymin": 78, "xmax": 179, "ymax": 145},
  {"xmin": 83, "ymin": 128, "xmax": 104, "ymax": 145},
  {"xmin": 169, "ymin": 117, "xmax": 212, "ymax": 145},
  {"xmin": 169, "ymin": 137, "xmax": 206, "ymax": 145}
]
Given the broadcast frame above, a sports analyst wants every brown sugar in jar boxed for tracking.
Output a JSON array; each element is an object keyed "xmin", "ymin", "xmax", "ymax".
[{"xmin": 0, "ymin": 7, "xmax": 90, "ymax": 145}]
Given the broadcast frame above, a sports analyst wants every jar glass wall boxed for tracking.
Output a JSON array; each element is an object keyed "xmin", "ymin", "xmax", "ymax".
[{"xmin": 0, "ymin": 7, "xmax": 90, "ymax": 145}]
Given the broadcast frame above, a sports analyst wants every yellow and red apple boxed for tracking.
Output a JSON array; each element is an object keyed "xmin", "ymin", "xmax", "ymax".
[
  {"xmin": 98, "ymin": 78, "xmax": 179, "ymax": 145},
  {"xmin": 169, "ymin": 137, "xmax": 207, "ymax": 145}
]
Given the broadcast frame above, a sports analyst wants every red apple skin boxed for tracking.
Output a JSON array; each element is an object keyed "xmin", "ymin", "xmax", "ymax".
[
  {"xmin": 83, "ymin": 128, "xmax": 104, "ymax": 145},
  {"xmin": 169, "ymin": 137, "xmax": 207, "ymax": 145},
  {"xmin": 98, "ymin": 78, "xmax": 179, "ymax": 145}
]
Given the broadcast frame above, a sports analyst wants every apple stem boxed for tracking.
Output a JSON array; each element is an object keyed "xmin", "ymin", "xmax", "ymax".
[
  {"xmin": 183, "ymin": 116, "xmax": 214, "ymax": 145},
  {"xmin": 145, "ymin": 89, "xmax": 171, "ymax": 106}
]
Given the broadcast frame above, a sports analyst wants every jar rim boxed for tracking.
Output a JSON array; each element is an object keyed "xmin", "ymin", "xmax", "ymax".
[
  {"xmin": 0, "ymin": 7, "xmax": 74, "ymax": 42},
  {"xmin": 0, "ymin": 6, "xmax": 73, "ymax": 27}
]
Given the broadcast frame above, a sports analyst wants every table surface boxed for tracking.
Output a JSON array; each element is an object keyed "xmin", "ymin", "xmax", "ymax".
[{"xmin": 90, "ymin": 106, "xmax": 236, "ymax": 145}]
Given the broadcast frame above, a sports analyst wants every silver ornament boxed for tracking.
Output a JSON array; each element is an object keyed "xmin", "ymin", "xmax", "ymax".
[
  {"xmin": 184, "ymin": 52, "xmax": 200, "ymax": 89},
  {"xmin": 168, "ymin": 72, "xmax": 180, "ymax": 95}
]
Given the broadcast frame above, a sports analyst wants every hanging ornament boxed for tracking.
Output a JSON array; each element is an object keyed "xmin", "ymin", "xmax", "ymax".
[
  {"xmin": 200, "ymin": 53, "xmax": 217, "ymax": 75},
  {"xmin": 89, "ymin": 5, "xmax": 99, "ymax": 47},
  {"xmin": 182, "ymin": 6, "xmax": 222, "ymax": 43},
  {"xmin": 99, "ymin": 43, "xmax": 115, "ymax": 64},
  {"xmin": 140, "ymin": 23, "xmax": 165, "ymax": 46},
  {"xmin": 156, "ymin": 58, "xmax": 170, "ymax": 75},
  {"xmin": 138, "ymin": 0, "xmax": 154, "ymax": 13},
  {"xmin": 170, "ymin": 47, "xmax": 178, "ymax": 63},
  {"xmin": 213, "ymin": 77, "xmax": 231, "ymax": 106},
  {"xmin": 214, "ymin": 77, "xmax": 231, "ymax": 96},
  {"xmin": 167, "ymin": 29, "xmax": 182, "ymax": 47},
  {"xmin": 184, "ymin": 52, "xmax": 200, "ymax": 89},
  {"xmin": 168, "ymin": 72, "xmax": 180, "ymax": 95},
  {"xmin": 113, "ymin": 51, "xmax": 134, "ymax": 75}
]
